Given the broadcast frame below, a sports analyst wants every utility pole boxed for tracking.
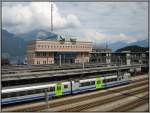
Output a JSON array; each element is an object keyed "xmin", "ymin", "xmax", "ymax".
[
  {"xmin": 59, "ymin": 54, "xmax": 61, "ymax": 66},
  {"xmin": 50, "ymin": 1, "xmax": 53, "ymax": 32},
  {"xmin": 45, "ymin": 89, "xmax": 49, "ymax": 110},
  {"xmin": 82, "ymin": 53, "xmax": 85, "ymax": 69},
  {"xmin": 106, "ymin": 41, "xmax": 108, "ymax": 49},
  {"xmin": 64, "ymin": 54, "xmax": 65, "ymax": 64}
]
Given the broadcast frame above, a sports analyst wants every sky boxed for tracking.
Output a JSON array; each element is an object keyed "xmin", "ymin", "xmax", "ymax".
[{"xmin": 2, "ymin": 2, "xmax": 148, "ymax": 44}]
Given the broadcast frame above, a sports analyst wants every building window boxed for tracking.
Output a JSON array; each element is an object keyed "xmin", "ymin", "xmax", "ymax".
[
  {"xmin": 43, "ymin": 52, "xmax": 46, "ymax": 57},
  {"xmin": 37, "ymin": 61, "xmax": 40, "ymax": 64},
  {"xmin": 43, "ymin": 61, "xmax": 46, "ymax": 64}
]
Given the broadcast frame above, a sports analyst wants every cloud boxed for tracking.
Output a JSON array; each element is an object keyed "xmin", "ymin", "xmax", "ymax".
[
  {"xmin": 56, "ymin": 2, "xmax": 148, "ymax": 44},
  {"xmin": 82, "ymin": 28, "xmax": 140, "ymax": 44},
  {"xmin": 56, "ymin": 2, "xmax": 148, "ymax": 38},
  {"xmin": 2, "ymin": 2, "xmax": 148, "ymax": 44},
  {"xmin": 2, "ymin": 2, "xmax": 80, "ymax": 34}
]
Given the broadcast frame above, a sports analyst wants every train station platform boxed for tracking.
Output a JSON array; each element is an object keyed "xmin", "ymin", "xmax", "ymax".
[{"xmin": 2, "ymin": 64, "xmax": 147, "ymax": 87}]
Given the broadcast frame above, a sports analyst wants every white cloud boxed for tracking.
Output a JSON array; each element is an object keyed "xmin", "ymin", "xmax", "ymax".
[
  {"xmin": 2, "ymin": 2, "xmax": 148, "ymax": 44},
  {"xmin": 82, "ymin": 29, "xmax": 140, "ymax": 44},
  {"xmin": 2, "ymin": 2, "xmax": 80, "ymax": 34},
  {"xmin": 56, "ymin": 2, "xmax": 148, "ymax": 41}
]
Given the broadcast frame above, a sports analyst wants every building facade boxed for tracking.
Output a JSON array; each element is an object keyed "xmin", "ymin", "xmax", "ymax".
[
  {"xmin": 27, "ymin": 39, "xmax": 92, "ymax": 65},
  {"xmin": 90, "ymin": 47, "xmax": 112, "ymax": 64}
]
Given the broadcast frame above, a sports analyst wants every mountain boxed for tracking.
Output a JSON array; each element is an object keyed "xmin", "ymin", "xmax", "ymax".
[
  {"xmin": 116, "ymin": 45, "xmax": 149, "ymax": 53},
  {"xmin": 107, "ymin": 41, "xmax": 127, "ymax": 52},
  {"xmin": 2, "ymin": 29, "xmax": 59, "ymax": 64},
  {"xmin": 2, "ymin": 28, "xmax": 149, "ymax": 64},
  {"xmin": 104, "ymin": 39, "xmax": 148, "ymax": 52},
  {"xmin": 17, "ymin": 29, "xmax": 58, "ymax": 42},
  {"xmin": 128, "ymin": 39, "xmax": 148, "ymax": 47},
  {"xmin": 2, "ymin": 29, "xmax": 27, "ymax": 58}
]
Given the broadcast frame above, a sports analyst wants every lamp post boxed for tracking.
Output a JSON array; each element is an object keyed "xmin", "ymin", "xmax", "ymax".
[
  {"xmin": 82, "ymin": 53, "xmax": 85, "ymax": 69},
  {"xmin": 117, "ymin": 56, "xmax": 120, "ymax": 79},
  {"xmin": 59, "ymin": 54, "xmax": 61, "ymax": 66},
  {"xmin": 45, "ymin": 89, "xmax": 49, "ymax": 110}
]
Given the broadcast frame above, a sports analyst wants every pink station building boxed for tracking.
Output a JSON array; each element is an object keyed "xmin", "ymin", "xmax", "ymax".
[{"xmin": 27, "ymin": 38, "xmax": 92, "ymax": 65}]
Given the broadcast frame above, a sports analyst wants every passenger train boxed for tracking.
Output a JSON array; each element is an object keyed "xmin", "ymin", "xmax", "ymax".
[{"xmin": 2, "ymin": 73, "xmax": 131, "ymax": 105}]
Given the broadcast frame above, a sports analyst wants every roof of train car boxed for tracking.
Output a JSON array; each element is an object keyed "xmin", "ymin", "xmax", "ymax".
[
  {"xmin": 2, "ymin": 74, "xmax": 118, "ymax": 93},
  {"xmin": 2, "ymin": 81, "xmax": 71, "ymax": 93}
]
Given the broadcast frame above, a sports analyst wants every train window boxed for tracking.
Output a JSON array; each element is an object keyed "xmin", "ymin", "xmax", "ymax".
[
  {"xmin": 110, "ymin": 79, "xmax": 113, "ymax": 82},
  {"xmin": 10, "ymin": 92, "xmax": 17, "ymax": 97},
  {"xmin": 91, "ymin": 81, "xmax": 95, "ymax": 85},
  {"xmin": 19, "ymin": 91, "xmax": 27, "ymax": 96},
  {"xmin": 57, "ymin": 86, "xmax": 61, "ymax": 90},
  {"xmin": 107, "ymin": 79, "xmax": 110, "ymax": 82},
  {"xmin": 109, "ymin": 79, "xmax": 113, "ymax": 82},
  {"xmin": 80, "ymin": 82, "xmax": 91, "ymax": 87},
  {"xmin": 74, "ymin": 80, "xmax": 79, "ymax": 82},
  {"xmin": 2, "ymin": 93, "xmax": 9, "ymax": 98},
  {"xmin": 112, "ymin": 78, "xmax": 116, "ymax": 81},
  {"xmin": 85, "ymin": 82, "xmax": 90, "ymax": 86},
  {"xmin": 110, "ymin": 78, "xmax": 113, "ymax": 82},
  {"xmin": 64, "ymin": 85, "xmax": 68, "ymax": 89},
  {"xmin": 97, "ymin": 81, "xmax": 101, "ymax": 84},
  {"xmin": 80, "ymin": 83, "xmax": 83, "ymax": 87},
  {"xmin": 35, "ymin": 89, "xmax": 43, "ymax": 94},
  {"xmin": 27, "ymin": 90, "xmax": 34, "ymax": 95},
  {"xmin": 106, "ymin": 79, "xmax": 110, "ymax": 83},
  {"xmin": 103, "ymin": 79, "xmax": 107, "ymax": 83},
  {"xmin": 31, "ymin": 90, "xmax": 36, "ymax": 94},
  {"xmin": 49, "ymin": 87, "xmax": 55, "ymax": 92},
  {"xmin": 113, "ymin": 78, "xmax": 117, "ymax": 81},
  {"xmin": 107, "ymin": 79, "xmax": 109, "ymax": 83}
]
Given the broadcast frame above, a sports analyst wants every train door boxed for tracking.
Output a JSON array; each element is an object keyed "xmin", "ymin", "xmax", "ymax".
[
  {"xmin": 55, "ymin": 82, "xmax": 63, "ymax": 96},
  {"xmin": 96, "ymin": 77, "xmax": 104, "ymax": 89},
  {"xmin": 124, "ymin": 73, "xmax": 131, "ymax": 80},
  {"xmin": 72, "ymin": 80, "xmax": 80, "ymax": 93}
]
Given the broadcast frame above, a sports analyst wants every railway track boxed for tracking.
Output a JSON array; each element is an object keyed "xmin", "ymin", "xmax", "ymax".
[
  {"xmin": 60, "ymin": 86, "xmax": 148, "ymax": 112},
  {"xmin": 111, "ymin": 94, "xmax": 148, "ymax": 112},
  {"xmin": 84, "ymin": 91, "xmax": 148, "ymax": 112},
  {"xmin": 128, "ymin": 103, "xmax": 149, "ymax": 112},
  {"xmin": 2, "ymin": 76, "xmax": 148, "ymax": 112}
]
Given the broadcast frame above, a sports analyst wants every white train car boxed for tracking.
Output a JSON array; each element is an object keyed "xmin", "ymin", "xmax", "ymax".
[
  {"xmin": 2, "ymin": 73, "xmax": 130, "ymax": 105},
  {"xmin": 2, "ymin": 81, "xmax": 71, "ymax": 105}
]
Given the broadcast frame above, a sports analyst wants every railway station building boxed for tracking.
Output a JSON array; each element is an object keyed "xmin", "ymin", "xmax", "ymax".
[{"xmin": 27, "ymin": 37, "xmax": 92, "ymax": 65}]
